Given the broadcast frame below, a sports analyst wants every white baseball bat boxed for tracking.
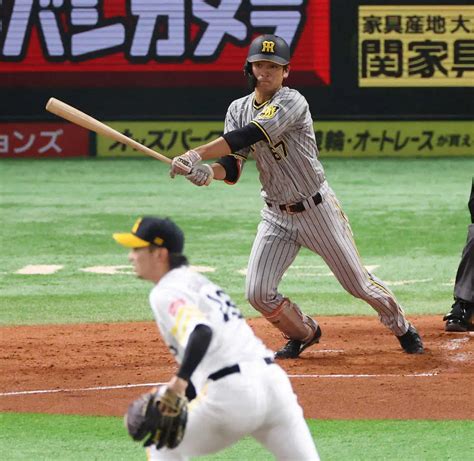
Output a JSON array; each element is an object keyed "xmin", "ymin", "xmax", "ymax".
[{"xmin": 45, "ymin": 97, "xmax": 171, "ymax": 164}]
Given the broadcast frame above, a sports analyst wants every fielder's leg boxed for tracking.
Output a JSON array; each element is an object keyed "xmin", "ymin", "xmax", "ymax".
[
  {"xmin": 252, "ymin": 364, "xmax": 320, "ymax": 460},
  {"xmin": 444, "ymin": 223, "xmax": 474, "ymax": 331},
  {"xmin": 146, "ymin": 382, "xmax": 254, "ymax": 460},
  {"xmin": 444, "ymin": 182, "xmax": 474, "ymax": 331},
  {"xmin": 246, "ymin": 213, "xmax": 320, "ymax": 358}
]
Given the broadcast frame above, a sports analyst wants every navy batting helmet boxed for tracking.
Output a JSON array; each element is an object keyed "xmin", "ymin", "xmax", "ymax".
[
  {"xmin": 246, "ymin": 34, "xmax": 290, "ymax": 66},
  {"xmin": 244, "ymin": 34, "xmax": 290, "ymax": 89}
]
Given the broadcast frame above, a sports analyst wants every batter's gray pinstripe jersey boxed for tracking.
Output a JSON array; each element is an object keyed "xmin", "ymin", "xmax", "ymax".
[{"xmin": 224, "ymin": 86, "xmax": 326, "ymax": 204}]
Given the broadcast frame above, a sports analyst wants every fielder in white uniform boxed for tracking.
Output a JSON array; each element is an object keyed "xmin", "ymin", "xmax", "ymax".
[
  {"xmin": 170, "ymin": 34, "xmax": 424, "ymax": 358},
  {"xmin": 113, "ymin": 216, "xmax": 319, "ymax": 460}
]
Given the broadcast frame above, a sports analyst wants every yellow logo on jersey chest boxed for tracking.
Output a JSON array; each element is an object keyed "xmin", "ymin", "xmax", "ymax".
[
  {"xmin": 257, "ymin": 105, "xmax": 279, "ymax": 120},
  {"xmin": 261, "ymin": 41, "xmax": 275, "ymax": 53}
]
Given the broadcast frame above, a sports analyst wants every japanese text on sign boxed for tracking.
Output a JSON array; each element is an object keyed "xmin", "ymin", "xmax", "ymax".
[
  {"xmin": 359, "ymin": 5, "xmax": 474, "ymax": 87},
  {"xmin": 96, "ymin": 121, "xmax": 473, "ymax": 158},
  {"xmin": 314, "ymin": 121, "xmax": 473, "ymax": 157},
  {"xmin": 0, "ymin": 123, "xmax": 89, "ymax": 157},
  {"xmin": 97, "ymin": 122, "xmax": 224, "ymax": 158},
  {"xmin": 0, "ymin": 0, "xmax": 330, "ymax": 87},
  {"xmin": 1, "ymin": 0, "xmax": 305, "ymax": 60}
]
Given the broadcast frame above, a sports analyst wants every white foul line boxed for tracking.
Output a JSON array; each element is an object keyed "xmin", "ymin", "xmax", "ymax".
[
  {"xmin": 0, "ymin": 382, "xmax": 165, "ymax": 397},
  {"xmin": 0, "ymin": 372, "xmax": 438, "ymax": 397},
  {"xmin": 306, "ymin": 349, "xmax": 345, "ymax": 354},
  {"xmin": 288, "ymin": 372, "xmax": 438, "ymax": 378}
]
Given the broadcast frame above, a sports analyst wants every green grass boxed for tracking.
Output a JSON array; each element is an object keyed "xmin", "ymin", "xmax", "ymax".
[
  {"xmin": 1, "ymin": 158, "xmax": 473, "ymax": 459},
  {"xmin": 1, "ymin": 158, "xmax": 473, "ymax": 325},
  {"xmin": 0, "ymin": 413, "xmax": 471, "ymax": 460}
]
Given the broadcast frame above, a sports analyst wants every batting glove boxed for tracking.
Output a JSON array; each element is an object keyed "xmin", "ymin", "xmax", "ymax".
[
  {"xmin": 186, "ymin": 164, "xmax": 214, "ymax": 187},
  {"xmin": 170, "ymin": 150, "xmax": 202, "ymax": 178}
]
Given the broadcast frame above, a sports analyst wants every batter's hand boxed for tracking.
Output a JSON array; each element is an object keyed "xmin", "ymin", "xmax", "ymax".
[
  {"xmin": 186, "ymin": 164, "xmax": 214, "ymax": 186},
  {"xmin": 170, "ymin": 150, "xmax": 202, "ymax": 178}
]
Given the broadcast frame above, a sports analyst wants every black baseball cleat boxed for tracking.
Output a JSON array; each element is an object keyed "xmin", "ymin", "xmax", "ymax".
[
  {"xmin": 397, "ymin": 324, "xmax": 424, "ymax": 354},
  {"xmin": 443, "ymin": 300, "xmax": 473, "ymax": 332},
  {"xmin": 444, "ymin": 318, "xmax": 469, "ymax": 332},
  {"xmin": 274, "ymin": 325, "xmax": 322, "ymax": 359}
]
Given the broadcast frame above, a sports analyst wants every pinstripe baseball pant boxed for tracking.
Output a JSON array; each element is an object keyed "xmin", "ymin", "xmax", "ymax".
[{"xmin": 246, "ymin": 181, "xmax": 410, "ymax": 337}]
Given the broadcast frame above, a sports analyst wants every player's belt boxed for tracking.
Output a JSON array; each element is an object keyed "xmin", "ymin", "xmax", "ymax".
[
  {"xmin": 208, "ymin": 357, "xmax": 274, "ymax": 382},
  {"xmin": 265, "ymin": 192, "xmax": 322, "ymax": 214}
]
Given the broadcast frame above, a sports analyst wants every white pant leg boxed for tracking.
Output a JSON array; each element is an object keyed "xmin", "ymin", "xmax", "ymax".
[
  {"xmin": 147, "ymin": 371, "xmax": 267, "ymax": 460},
  {"xmin": 147, "ymin": 362, "xmax": 319, "ymax": 460},
  {"xmin": 252, "ymin": 364, "xmax": 320, "ymax": 461}
]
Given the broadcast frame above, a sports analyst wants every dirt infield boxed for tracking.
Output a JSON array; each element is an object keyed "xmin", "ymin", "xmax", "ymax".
[{"xmin": 1, "ymin": 315, "xmax": 472, "ymax": 420}]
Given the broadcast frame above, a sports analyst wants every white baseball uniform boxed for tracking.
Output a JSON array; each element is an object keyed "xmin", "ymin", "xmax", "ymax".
[
  {"xmin": 145, "ymin": 266, "xmax": 319, "ymax": 460},
  {"xmin": 225, "ymin": 86, "xmax": 410, "ymax": 337}
]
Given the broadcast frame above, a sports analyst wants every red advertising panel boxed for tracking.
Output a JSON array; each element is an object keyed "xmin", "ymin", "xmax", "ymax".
[
  {"xmin": 0, "ymin": 0, "xmax": 330, "ymax": 87},
  {"xmin": 0, "ymin": 123, "xmax": 90, "ymax": 157}
]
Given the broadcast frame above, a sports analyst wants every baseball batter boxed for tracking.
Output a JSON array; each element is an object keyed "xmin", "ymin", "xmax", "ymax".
[
  {"xmin": 114, "ymin": 216, "xmax": 319, "ymax": 460},
  {"xmin": 170, "ymin": 34, "xmax": 424, "ymax": 358}
]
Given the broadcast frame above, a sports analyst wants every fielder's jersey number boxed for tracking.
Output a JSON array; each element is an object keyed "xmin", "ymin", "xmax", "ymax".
[{"xmin": 206, "ymin": 288, "xmax": 243, "ymax": 322}]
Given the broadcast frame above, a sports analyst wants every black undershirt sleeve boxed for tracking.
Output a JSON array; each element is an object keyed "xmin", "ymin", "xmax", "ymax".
[
  {"xmin": 215, "ymin": 155, "xmax": 241, "ymax": 183},
  {"xmin": 222, "ymin": 122, "xmax": 266, "ymax": 152},
  {"xmin": 176, "ymin": 324, "xmax": 212, "ymax": 382}
]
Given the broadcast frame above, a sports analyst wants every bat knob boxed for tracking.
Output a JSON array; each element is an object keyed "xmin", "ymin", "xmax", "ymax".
[{"xmin": 46, "ymin": 97, "xmax": 57, "ymax": 111}]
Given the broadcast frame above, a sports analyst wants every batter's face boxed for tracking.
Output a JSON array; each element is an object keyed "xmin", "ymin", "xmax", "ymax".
[
  {"xmin": 128, "ymin": 246, "xmax": 167, "ymax": 283},
  {"xmin": 252, "ymin": 61, "xmax": 289, "ymax": 95}
]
